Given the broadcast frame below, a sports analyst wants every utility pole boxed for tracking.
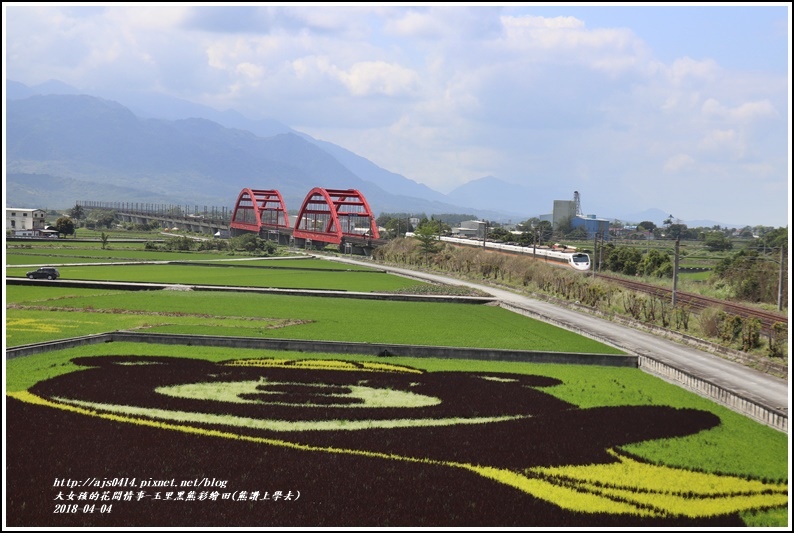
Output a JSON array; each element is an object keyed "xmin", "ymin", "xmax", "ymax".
[
  {"xmin": 592, "ymin": 232, "xmax": 598, "ymax": 277},
  {"xmin": 672, "ymin": 237, "xmax": 680, "ymax": 307},
  {"xmin": 533, "ymin": 229, "xmax": 537, "ymax": 259},
  {"xmin": 598, "ymin": 232, "xmax": 604, "ymax": 273},
  {"xmin": 778, "ymin": 246, "xmax": 785, "ymax": 311}
]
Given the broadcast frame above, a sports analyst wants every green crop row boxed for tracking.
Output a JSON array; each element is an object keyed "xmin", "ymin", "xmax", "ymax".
[
  {"xmin": 5, "ymin": 285, "xmax": 621, "ymax": 354},
  {"xmin": 6, "ymin": 262, "xmax": 430, "ymax": 292}
]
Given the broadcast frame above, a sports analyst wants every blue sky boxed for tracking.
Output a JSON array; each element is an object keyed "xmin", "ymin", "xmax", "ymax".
[{"xmin": 3, "ymin": 3, "xmax": 791, "ymax": 227}]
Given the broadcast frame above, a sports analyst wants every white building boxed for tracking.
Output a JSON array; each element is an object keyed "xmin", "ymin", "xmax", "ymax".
[
  {"xmin": 6, "ymin": 208, "xmax": 48, "ymax": 235},
  {"xmin": 450, "ymin": 220, "xmax": 486, "ymax": 239}
]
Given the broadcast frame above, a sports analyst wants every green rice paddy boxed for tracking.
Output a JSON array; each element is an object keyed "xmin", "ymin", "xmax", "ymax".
[{"xmin": 4, "ymin": 244, "xmax": 789, "ymax": 526}]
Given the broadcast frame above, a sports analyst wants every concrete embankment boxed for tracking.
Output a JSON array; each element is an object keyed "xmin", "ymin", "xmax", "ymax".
[{"xmin": 5, "ymin": 331, "xmax": 638, "ymax": 368}]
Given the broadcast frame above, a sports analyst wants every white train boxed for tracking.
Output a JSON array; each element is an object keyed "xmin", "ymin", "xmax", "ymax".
[{"xmin": 405, "ymin": 233, "xmax": 592, "ymax": 271}]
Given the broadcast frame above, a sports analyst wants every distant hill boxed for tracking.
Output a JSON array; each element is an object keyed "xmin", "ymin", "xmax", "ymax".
[
  {"xmin": 6, "ymin": 172, "xmax": 173, "ymax": 209},
  {"xmin": 4, "ymin": 93, "xmax": 482, "ymax": 216},
  {"xmin": 96, "ymin": 87, "xmax": 458, "ymax": 209},
  {"xmin": 6, "ymin": 80, "xmax": 36, "ymax": 100},
  {"xmin": 9, "ymin": 80, "xmax": 741, "ymax": 227},
  {"xmin": 299, "ymin": 136, "xmax": 450, "ymax": 204},
  {"xmin": 5, "ymin": 86, "xmax": 507, "ymax": 219},
  {"xmin": 616, "ymin": 208, "xmax": 673, "ymax": 227},
  {"xmin": 616, "ymin": 208, "xmax": 743, "ymax": 229}
]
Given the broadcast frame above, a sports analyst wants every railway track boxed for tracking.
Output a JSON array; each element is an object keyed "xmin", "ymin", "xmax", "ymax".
[
  {"xmin": 596, "ymin": 273, "xmax": 788, "ymax": 332},
  {"xmin": 442, "ymin": 241, "xmax": 787, "ymax": 332}
]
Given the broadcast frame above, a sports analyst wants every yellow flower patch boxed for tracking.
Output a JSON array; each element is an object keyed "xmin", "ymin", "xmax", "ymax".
[
  {"xmin": 6, "ymin": 317, "xmax": 87, "ymax": 334},
  {"xmin": 481, "ymin": 449, "xmax": 790, "ymax": 518},
  {"xmin": 224, "ymin": 358, "xmax": 422, "ymax": 374}
]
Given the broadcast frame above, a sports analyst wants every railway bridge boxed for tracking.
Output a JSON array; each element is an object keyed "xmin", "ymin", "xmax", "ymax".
[
  {"xmin": 78, "ymin": 201, "xmax": 232, "ymax": 236},
  {"xmin": 229, "ymin": 187, "xmax": 386, "ymax": 255},
  {"xmin": 79, "ymin": 187, "xmax": 388, "ymax": 255}
]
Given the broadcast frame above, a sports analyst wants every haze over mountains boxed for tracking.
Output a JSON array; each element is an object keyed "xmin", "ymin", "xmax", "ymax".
[{"xmin": 5, "ymin": 80, "xmax": 736, "ymax": 227}]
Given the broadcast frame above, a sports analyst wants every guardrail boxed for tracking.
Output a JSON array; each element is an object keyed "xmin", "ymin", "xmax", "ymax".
[
  {"xmin": 498, "ymin": 300, "xmax": 787, "ymax": 433},
  {"xmin": 638, "ymin": 355, "xmax": 787, "ymax": 432}
]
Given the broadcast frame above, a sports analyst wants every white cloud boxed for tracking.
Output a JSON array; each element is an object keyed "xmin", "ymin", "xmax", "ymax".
[
  {"xmin": 3, "ymin": 5, "xmax": 789, "ymax": 226},
  {"xmin": 335, "ymin": 61, "xmax": 420, "ymax": 97},
  {"xmin": 283, "ymin": 6, "xmax": 372, "ymax": 36},
  {"xmin": 386, "ymin": 6, "xmax": 503, "ymax": 40},
  {"xmin": 666, "ymin": 56, "xmax": 720, "ymax": 86},
  {"xmin": 698, "ymin": 129, "xmax": 745, "ymax": 159},
  {"xmin": 501, "ymin": 14, "xmax": 584, "ymax": 34},
  {"xmin": 663, "ymin": 154, "xmax": 696, "ymax": 173},
  {"xmin": 702, "ymin": 98, "xmax": 778, "ymax": 122},
  {"xmin": 109, "ymin": 5, "xmax": 188, "ymax": 31},
  {"xmin": 235, "ymin": 62, "xmax": 265, "ymax": 82},
  {"xmin": 386, "ymin": 9, "xmax": 441, "ymax": 39},
  {"xmin": 206, "ymin": 38, "xmax": 258, "ymax": 71},
  {"xmin": 499, "ymin": 14, "xmax": 647, "ymax": 76}
]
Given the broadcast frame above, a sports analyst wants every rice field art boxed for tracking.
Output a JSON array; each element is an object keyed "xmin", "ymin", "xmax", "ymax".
[{"xmin": 6, "ymin": 353, "xmax": 788, "ymax": 527}]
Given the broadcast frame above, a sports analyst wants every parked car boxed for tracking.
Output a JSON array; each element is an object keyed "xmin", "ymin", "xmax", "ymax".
[{"xmin": 26, "ymin": 267, "xmax": 60, "ymax": 280}]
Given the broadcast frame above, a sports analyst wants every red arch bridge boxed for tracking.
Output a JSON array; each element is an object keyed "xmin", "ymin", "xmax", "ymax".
[{"xmin": 230, "ymin": 187, "xmax": 386, "ymax": 254}]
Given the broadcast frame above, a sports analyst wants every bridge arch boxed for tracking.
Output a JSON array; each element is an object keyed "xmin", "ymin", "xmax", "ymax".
[
  {"xmin": 292, "ymin": 188, "xmax": 380, "ymax": 245},
  {"xmin": 230, "ymin": 188, "xmax": 290, "ymax": 234}
]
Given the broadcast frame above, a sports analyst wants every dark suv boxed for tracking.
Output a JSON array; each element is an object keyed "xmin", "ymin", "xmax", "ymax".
[{"xmin": 26, "ymin": 267, "xmax": 60, "ymax": 280}]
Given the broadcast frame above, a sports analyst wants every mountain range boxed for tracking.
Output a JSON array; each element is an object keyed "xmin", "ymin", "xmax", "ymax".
[{"xmin": 5, "ymin": 79, "xmax": 737, "ymax": 228}]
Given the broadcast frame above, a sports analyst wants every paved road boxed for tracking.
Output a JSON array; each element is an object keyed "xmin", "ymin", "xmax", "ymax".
[{"xmin": 319, "ymin": 255, "xmax": 789, "ymax": 421}]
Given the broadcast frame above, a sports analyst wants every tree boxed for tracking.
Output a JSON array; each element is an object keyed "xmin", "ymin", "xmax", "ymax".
[
  {"xmin": 603, "ymin": 245, "xmax": 643, "ymax": 276},
  {"xmin": 519, "ymin": 217, "xmax": 541, "ymax": 230},
  {"xmin": 703, "ymin": 231, "xmax": 733, "ymax": 252},
  {"xmin": 555, "ymin": 216, "xmax": 573, "ymax": 238},
  {"xmin": 55, "ymin": 216, "xmax": 75, "ymax": 238},
  {"xmin": 755, "ymin": 227, "xmax": 788, "ymax": 251},
  {"xmin": 666, "ymin": 223, "xmax": 688, "ymax": 240},
  {"xmin": 163, "ymin": 236, "xmax": 195, "ymax": 251},
  {"xmin": 426, "ymin": 217, "xmax": 451, "ymax": 235},
  {"xmin": 639, "ymin": 249, "xmax": 673, "ymax": 278},
  {"xmin": 738, "ymin": 226, "xmax": 754, "ymax": 239},
  {"xmin": 230, "ymin": 233, "xmax": 274, "ymax": 254},
  {"xmin": 100, "ymin": 232, "xmax": 109, "ymax": 250},
  {"xmin": 515, "ymin": 231, "xmax": 535, "ymax": 246},
  {"xmin": 489, "ymin": 227, "xmax": 512, "ymax": 242},
  {"xmin": 90, "ymin": 210, "xmax": 117, "ymax": 229},
  {"xmin": 411, "ymin": 224, "xmax": 442, "ymax": 264},
  {"xmin": 379, "ymin": 215, "xmax": 413, "ymax": 238},
  {"xmin": 413, "ymin": 217, "xmax": 450, "ymax": 237},
  {"xmin": 566, "ymin": 226, "xmax": 588, "ymax": 240},
  {"xmin": 638, "ymin": 221, "xmax": 657, "ymax": 233},
  {"xmin": 535, "ymin": 220, "xmax": 553, "ymax": 245},
  {"xmin": 713, "ymin": 249, "xmax": 787, "ymax": 305},
  {"xmin": 68, "ymin": 204, "xmax": 85, "ymax": 221}
]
